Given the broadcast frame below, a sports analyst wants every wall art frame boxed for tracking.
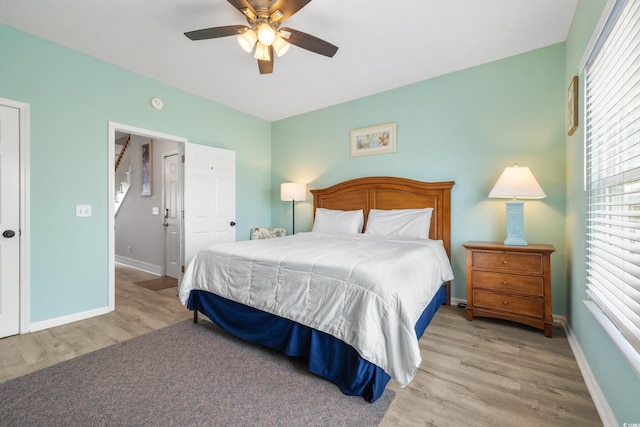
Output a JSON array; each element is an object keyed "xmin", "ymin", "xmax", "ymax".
[
  {"xmin": 141, "ymin": 141, "xmax": 152, "ymax": 196},
  {"xmin": 567, "ymin": 76, "xmax": 578, "ymax": 136},
  {"xmin": 350, "ymin": 122, "xmax": 397, "ymax": 157}
]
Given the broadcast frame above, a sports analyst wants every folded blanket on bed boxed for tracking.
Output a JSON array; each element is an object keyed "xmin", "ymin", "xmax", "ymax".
[{"xmin": 179, "ymin": 232, "xmax": 454, "ymax": 387}]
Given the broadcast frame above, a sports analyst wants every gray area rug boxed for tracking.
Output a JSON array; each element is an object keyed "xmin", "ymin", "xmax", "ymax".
[{"xmin": 0, "ymin": 320, "xmax": 394, "ymax": 426}]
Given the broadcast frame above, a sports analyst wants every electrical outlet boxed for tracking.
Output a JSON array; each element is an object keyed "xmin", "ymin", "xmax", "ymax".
[{"xmin": 75, "ymin": 204, "xmax": 92, "ymax": 217}]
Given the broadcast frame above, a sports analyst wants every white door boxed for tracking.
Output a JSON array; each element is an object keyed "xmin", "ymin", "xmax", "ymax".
[
  {"xmin": 163, "ymin": 153, "xmax": 180, "ymax": 279},
  {"xmin": 184, "ymin": 143, "xmax": 236, "ymax": 268},
  {"xmin": 0, "ymin": 104, "xmax": 21, "ymax": 338}
]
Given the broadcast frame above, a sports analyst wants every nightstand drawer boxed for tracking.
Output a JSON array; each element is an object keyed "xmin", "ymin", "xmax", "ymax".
[
  {"xmin": 472, "ymin": 271, "xmax": 544, "ymax": 295},
  {"xmin": 473, "ymin": 290, "xmax": 544, "ymax": 318},
  {"xmin": 472, "ymin": 251, "xmax": 543, "ymax": 274}
]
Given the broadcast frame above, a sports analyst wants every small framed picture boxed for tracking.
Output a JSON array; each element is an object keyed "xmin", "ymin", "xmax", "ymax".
[
  {"xmin": 567, "ymin": 76, "xmax": 578, "ymax": 136},
  {"xmin": 350, "ymin": 123, "xmax": 397, "ymax": 157}
]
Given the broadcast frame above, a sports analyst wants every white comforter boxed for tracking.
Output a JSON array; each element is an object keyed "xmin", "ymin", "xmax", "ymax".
[{"xmin": 179, "ymin": 232, "xmax": 454, "ymax": 387}]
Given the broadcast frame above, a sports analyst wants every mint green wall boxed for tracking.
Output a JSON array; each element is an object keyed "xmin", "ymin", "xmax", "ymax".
[
  {"xmin": 0, "ymin": 24, "xmax": 272, "ymax": 323},
  {"xmin": 271, "ymin": 45, "xmax": 567, "ymax": 309},
  {"xmin": 4, "ymin": 2, "xmax": 637, "ymax": 420},
  {"xmin": 565, "ymin": 0, "xmax": 640, "ymax": 423}
]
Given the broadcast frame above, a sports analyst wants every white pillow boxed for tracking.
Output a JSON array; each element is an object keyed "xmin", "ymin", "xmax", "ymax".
[
  {"xmin": 364, "ymin": 208, "xmax": 433, "ymax": 239},
  {"xmin": 312, "ymin": 208, "xmax": 364, "ymax": 234}
]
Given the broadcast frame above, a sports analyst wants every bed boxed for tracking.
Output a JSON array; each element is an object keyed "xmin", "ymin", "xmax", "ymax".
[{"xmin": 179, "ymin": 176, "xmax": 455, "ymax": 402}]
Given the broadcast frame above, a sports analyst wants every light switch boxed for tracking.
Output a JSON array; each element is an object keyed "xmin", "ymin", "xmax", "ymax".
[
  {"xmin": 76, "ymin": 204, "xmax": 92, "ymax": 217},
  {"xmin": 152, "ymin": 207, "xmax": 160, "ymax": 215}
]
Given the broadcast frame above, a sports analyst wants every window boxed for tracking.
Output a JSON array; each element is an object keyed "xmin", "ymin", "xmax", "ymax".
[{"xmin": 585, "ymin": 0, "xmax": 640, "ymax": 368}]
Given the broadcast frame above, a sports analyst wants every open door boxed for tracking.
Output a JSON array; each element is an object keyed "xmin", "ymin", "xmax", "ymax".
[
  {"xmin": 183, "ymin": 142, "xmax": 236, "ymax": 270},
  {"xmin": 108, "ymin": 123, "xmax": 236, "ymax": 310}
]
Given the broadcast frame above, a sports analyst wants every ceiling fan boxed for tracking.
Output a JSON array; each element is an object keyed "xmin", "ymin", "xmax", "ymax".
[{"xmin": 184, "ymin": 0, "xmax": 338, "ymax": 74}]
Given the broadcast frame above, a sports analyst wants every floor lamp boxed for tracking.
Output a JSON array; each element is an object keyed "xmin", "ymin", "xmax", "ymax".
[
  {"xmin": 280, "ymin": 183, "xmax": 306, "ymax": 235},
  {"xmin": 489, "ymin": 164, "xmax": 546, "ymax": 246}
]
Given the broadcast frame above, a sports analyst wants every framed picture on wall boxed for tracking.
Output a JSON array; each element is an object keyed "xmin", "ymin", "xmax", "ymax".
[
  {"xmin": 350, "ymin": 122, "xmax": 397, "ymax": 157},
  {"xmin": 141, "ymin": 141, "xmax": 152, "ymax": 196},
  {"xmin": 567, "ymin": 76, "xmax": 578, "ymax": 136}
]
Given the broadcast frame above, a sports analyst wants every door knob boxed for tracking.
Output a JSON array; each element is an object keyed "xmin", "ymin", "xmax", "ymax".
[
  {"xmin": 3, "ymin": 230, "xmax": 16, "ymax": 238},
  {"xmin": 230, "ymin": 221, "xmax": 236, "ymax": 227}
]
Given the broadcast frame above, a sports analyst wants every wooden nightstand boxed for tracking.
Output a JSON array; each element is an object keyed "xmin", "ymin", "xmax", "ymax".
[{"xmin": 463, "ymin": 241, "xmax": 555, "ymax": 337}]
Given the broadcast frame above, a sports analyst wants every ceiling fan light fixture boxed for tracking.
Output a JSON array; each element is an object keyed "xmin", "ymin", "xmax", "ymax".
[
  {"xmin": 254, "ymin": 42, "xmax": 271, "ymax": 61},
  {"xmin": 237, "ymin": 29, "xmax": 257, "ymax": 53},
  {"xmin": 272, "ymin": 33, "xmax": 290, "ymax": 57},
  {"xmin": 257, "ymin": 22, "xmax": 276, "ymax": 46}
]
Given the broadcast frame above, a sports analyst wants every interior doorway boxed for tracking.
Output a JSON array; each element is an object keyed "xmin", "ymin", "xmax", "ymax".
[
  {"xmin": 109, "ymin": 122, "xmax": 237, "ymax": 313},
  {"xmin": 108, "ymin": 122, "xmax": 187, "ymax": 311}
]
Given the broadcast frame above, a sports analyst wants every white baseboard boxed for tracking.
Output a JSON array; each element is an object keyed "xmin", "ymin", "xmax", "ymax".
[
  {"xmin": 115, "ymin": 256, "xmax": 162, "ymax": 275},
  {"xmin": 451, "ymin": 297, "xmax": 466, "ymax": 306},
  {"xmin": 554, "ymin": 315, "xmax": 618, "ymax": 427},
  {"xmin": 29, "ymin": 306, "xmax": 111, "ymax": 333}
]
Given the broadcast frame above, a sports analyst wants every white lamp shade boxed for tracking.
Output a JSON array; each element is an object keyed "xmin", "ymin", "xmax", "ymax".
[
  {"xmin": 272, "ymin": 33, "xmax": 290, "ymax": 57},
  {"xmin": 253, "ymin": 42, "xmax": 271, "ymax": 61},
  {"xmin": 281, "ymin": 183, "xmax": 307, "ymax": 201},
  {"xmin": 489, "ymin": 165, "xmax": 546, "ymax": 199},
  {"xmin": 257, "ymin": 22, "xmax": 276, "ymax": 46},
  {"xmin": 237, "ymin": 29, "xmax": 257, "ymax": 53}
]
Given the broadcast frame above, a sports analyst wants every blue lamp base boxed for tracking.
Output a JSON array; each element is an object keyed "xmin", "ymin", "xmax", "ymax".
[{"xmin": 504, "ymin": 201, "xmax": 528, "ymax": 246}]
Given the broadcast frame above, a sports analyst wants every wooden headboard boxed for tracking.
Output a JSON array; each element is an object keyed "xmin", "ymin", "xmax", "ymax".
[{"xmin": 311, "ymin": 176, "xmax": 455, "ymax": 303}]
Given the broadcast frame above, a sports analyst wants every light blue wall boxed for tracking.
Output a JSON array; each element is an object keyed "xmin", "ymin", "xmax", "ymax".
[
  {"xmin": 271, "ymin": 45, "xmax": 567, "ymax": 308},
  {"xmin": 0, "ymin": 24, "xmax": 272, "ymax": 323},
  {"xmin": 3, "ymin": 1, "xmax": 638, "ymax": 420},
  {"xmin": 565, "ymin": 0, "xmax": 640, "ymax": 423}
]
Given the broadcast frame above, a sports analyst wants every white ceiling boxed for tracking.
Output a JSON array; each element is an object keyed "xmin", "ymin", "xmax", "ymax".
[{"xmin": 0, "ymin": 0, "xmax": 578, "ymax": 121}]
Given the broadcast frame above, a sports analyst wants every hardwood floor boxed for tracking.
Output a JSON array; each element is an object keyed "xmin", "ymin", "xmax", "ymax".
[
  {"xmin": 0, "ymin": 265, "xmax": 601, "ymax": 426},
  {"xmin": 382, "ymin": 308, "xmax": 602, "ymax": 427}
]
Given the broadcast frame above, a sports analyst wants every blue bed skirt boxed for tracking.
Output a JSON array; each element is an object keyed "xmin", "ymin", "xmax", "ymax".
[{"xmin": 187, "ymin": 284, "xmax": 446, "ymax": 403}]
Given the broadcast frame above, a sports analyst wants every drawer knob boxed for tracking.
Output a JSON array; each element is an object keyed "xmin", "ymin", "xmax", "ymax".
[
  {"xmin": 503, "ymin": 300, "xmax": 510, "ymax": 306},
  {"xmin": 501, "ymin": 260, "xmax": 508, "ymax": 265},
  {"xmin": 501, "ymin": 280, "xmax": 509, "ymax": 286}
]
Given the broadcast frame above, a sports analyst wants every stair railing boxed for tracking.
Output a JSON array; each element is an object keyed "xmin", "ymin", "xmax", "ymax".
[
  {"xmin": 115, "ymin": 134, "xmax": 131, "ymax": 172},
  {"xmin": 114, "ymin": 135, "xmax": 133, "ymax": 212}
]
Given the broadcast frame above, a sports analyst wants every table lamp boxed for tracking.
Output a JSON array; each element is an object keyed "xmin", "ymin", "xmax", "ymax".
[{"xmin": 488, "ymin": 164, "xmax": 546, "ymax": 246}]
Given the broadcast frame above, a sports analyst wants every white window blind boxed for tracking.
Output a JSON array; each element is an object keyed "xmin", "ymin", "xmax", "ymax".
[{"xmin": 585, "ymin": 0, "xmax": 640, "ymax": 357}]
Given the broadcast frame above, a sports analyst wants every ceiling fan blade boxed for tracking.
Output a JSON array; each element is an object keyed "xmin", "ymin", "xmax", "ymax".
[
  {"xmin": 185, "ymin": 25, "xmax": 248, "ymax": 41},
  {"xmin": 270, "ymin": 0, "xmax": 312, "ymax": 21},
  {"xmin": 280, "ymin": 27, "xmax": 338, "ymax": 57},
  {"xmin": 258, "ymin": 46, "xmax": 274, "ymax": 74},
  {"xmin": 226, "ymin": 0, "xmax": 256, "ymax": 17}
]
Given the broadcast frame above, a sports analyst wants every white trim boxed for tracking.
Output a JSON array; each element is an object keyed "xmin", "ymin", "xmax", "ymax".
[
  {"xmin": 0, "ymin": 97, "xmax": 30, "ymax": 335},
  {"xmin": 114, "ymin": 256, "xmax": 162, "ymax": 276},
  {"xmin": 108, "ymin": 122, "xmax": 188, "ymax": 312},
  {"xmin": 29, "ymin": 306, "xmax": 111, "ymax": 333},
  {"xmin": 578, "ymin": 0, "xmax": 618, "ymax": 73},
  {"xmin": 556, "ymin": 314, "xmax": 619, "ymax": 427},
  {"xmin": 451, "ymin": 297, "xmax": 466, "ymax": 307}
]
